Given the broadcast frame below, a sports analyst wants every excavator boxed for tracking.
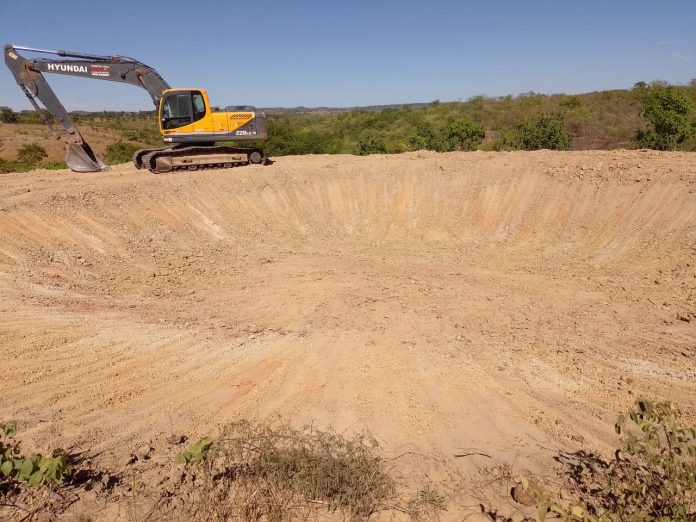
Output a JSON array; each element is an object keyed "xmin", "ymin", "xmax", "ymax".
[{"xmin": 4, "ymin": 44, "xmax": 268, "ymax": 173}]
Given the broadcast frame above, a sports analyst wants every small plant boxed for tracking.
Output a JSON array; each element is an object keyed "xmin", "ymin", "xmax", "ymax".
[
  {"xmin": 175, "ymin": 436, "xmax": 214, "ymax": 465},
  {"xmin": 0, "ymin": 421, "xmax": 72, "ymax": 487},
  {"xmin": 418, "ymin": 484, "xmax": 447, "ymax": 511},
  {"xmin": 610, "ymin": 400, "xmax": 696, "ymax": 517},
  {"xmin": 540, "ymin": 400, "xmax": 696, "ymax": 521},
  {"xmin": 405, "ymin": 483, "xmax": 449, "ymax": 521}
]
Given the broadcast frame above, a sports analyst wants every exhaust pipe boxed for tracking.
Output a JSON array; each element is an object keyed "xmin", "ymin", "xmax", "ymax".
[{"xmin": 65, "ymin": 143, "xmax": 110, "ymax": 172}]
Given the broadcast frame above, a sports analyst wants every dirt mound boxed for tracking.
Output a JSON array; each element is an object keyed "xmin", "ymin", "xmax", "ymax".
[{"xmin": 0, "ymin": 150, "xmax": 695, "ymax": 515}]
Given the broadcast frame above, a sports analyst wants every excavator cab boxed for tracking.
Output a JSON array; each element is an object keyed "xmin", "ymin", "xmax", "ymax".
[
  {"xmin": 158, "ymin": 88, "xmax": 267, "ymax": 143},
  {"xmin": 160, "ymin": 89, "xmax": 208, "ymax": 130}
]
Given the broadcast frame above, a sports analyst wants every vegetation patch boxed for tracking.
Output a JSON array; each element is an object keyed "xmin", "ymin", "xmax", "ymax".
[
  {"xmin": 0, "ymin": 143, "xmax": 51, "ymax": 173},
  {"xmin": 175, "ymin": 420, "xmax": 398, "ymax": 521},
  {"xmin": 41, "ymin": 160, "xmax": 68, "ymax": 170},
  {"xmin": 105, "ymin": 141, "xmax": 142, "ymax": 164},
  {"xmin": 634, "ymin": 85, "xmax": 694, "ymax": 150},
  {"xmin": 0, "ymin": 421, "xmax": 81, "ymax": 520},
  {"xmin": 355, "ymin": 133, "xmax": 387, "ymax": 155},
  {"xmin": 511, "ymin": 112, "xmax": 572, "ymax": 151},
  {"xmin": 4, "ymin": 81, "xmax": 696, "ymax": 166},
  {"xmin": 2, "ymin": 401, "xmax": 694, "ymax": 520},
  {"xmin": 526, "ymin": 400, "xmax": 696, "ymax": 521}
]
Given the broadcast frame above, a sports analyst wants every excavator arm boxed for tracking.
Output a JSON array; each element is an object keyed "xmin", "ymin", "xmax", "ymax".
[{"xmin": 4, "ymin": 44, "xmax": 170, "ymax": 172}]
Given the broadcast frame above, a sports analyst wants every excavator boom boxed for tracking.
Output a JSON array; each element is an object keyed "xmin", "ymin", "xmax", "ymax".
[{"xmin": 4, "ymin": 44, "xmax": 171, "ymax": 172}]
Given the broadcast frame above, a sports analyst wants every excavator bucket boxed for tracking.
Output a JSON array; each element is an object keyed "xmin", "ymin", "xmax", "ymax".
[{"xmin": 65, "ymin": 143, "xmax": 110, "ymax": 172}]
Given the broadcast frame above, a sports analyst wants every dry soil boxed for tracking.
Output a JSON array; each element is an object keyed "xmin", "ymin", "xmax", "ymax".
[{"xmin": 0, "ymin": 150, "xmax": 695, "ymax": 518}]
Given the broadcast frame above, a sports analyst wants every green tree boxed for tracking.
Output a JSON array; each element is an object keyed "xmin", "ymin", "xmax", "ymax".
[
  {"xmin": 354, "ymin": 133, "xmax": 386, "ymax": 155},
  {"xmin": 515, "ymin": 112, "xmax": 571, "ymax": 150},
  {"xmin": 407, "ymin": 121, "xmax": 442, "ymax": 151},
  {"xmin": 0, "ymin": 106, "xmax": 18, "ymax": 124},
  {"xmin": 16, "ymin": 143, "xmax": 47, "ymax": 165},
  {"xmin": 634, "ymin": 85, "xmax": 694, "ymax": 150},
  {"xmin": 443, "ymin": 118, "xmax": 485, "ymax": 151}
]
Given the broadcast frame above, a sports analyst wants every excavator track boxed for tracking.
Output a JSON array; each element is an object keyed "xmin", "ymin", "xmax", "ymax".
[
  {"xmin": 135, "ymin": 145, "xmax": 268, "ymax": 174},
  {"xmin": 132, "ymin": 148, "xmax": 154, "ymax": 169}
]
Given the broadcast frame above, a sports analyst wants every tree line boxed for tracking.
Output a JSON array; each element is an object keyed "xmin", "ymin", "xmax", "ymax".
[
  {"xmin": 2, "ymin": 81, "xmax": 695, "ymax": 165},
  {"xmin": 249, "ymin": 81, "xmax": 696, "ymax": 156}
]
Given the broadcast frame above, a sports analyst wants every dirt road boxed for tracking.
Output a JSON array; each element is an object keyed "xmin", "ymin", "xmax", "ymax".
[{"xmin": 0, "ymin": 150, "xmax": 695, "ymax": 516}]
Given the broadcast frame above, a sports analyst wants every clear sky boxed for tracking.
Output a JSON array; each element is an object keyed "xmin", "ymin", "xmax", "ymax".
[{"xmin": 1, "ymin": 0, "xmax": 695, "ymax": 111}]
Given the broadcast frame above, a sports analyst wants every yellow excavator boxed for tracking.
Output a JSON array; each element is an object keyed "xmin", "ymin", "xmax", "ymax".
[{"xmin": 4, "ymin": 44, "xmax": 268, "ymax": 173}]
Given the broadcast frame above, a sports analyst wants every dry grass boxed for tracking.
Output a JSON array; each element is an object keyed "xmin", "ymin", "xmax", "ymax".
[{"xmin": 177, "ymin": 420, "xmax": 398, "ymax": 521}]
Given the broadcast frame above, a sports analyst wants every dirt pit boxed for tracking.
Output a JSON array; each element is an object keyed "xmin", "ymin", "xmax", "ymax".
[{"xmin": 0, "ymin": 150, "xmax": 695, "ymax": 517}]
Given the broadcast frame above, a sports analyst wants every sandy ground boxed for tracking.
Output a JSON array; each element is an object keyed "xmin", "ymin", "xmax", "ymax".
[{"xmin": 0, "ymin": 150, "xmax": 695, "ymax": 518}]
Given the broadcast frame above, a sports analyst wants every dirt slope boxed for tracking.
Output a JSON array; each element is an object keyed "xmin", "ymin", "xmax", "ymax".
[{"xmin": 0, "ymin": 150, "xmax": 695, "ymax": 516}]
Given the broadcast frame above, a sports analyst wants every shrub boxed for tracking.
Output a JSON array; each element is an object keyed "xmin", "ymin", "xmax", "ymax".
[
  {"xmin": 538, "ymin": 400, "xmax": 696, "ymax": 521},
  {"xmin": 385, "ymin": 139, "xmax": 410, "ymax": 154},
  {"xmin": 355, "ymin": 133, "xmax": 387, "ymax": 155},
  {"xmin": 515, "ymin": 113, "xmax": 571, "ymax": 150},
  {"xmin": 121, "ymin": 126, "xmax": 161, "ymax": 146},
  {"xmin": 0, "ymin": 159, "xmax": 12, "ymax": 174},
  {"xmin": 16, "ymin": 143, "xmax": 48, "ymax": 166},
  {"xmin": 105, "ymin": 141, "xmax": 141, "ymax": 164},
  {"xmin": 492, "ymin": 129, "xmax": 522, "ymax": 151},
  {"xmin": 178, "ymin": 420, "xmax": 397, "ymax": 520},
  {"xmin": 634, "ymin": 85, "xmax": 694, "ymax": 150},
  {"xmin": 0, "ymin": 159, "xmax": 35, "ymax": 174},
  {"xmin": 443, "ymin": 117, "xmax": 485, "ymax": 151},
  {"xmin": 407, "ymin": 121, "xmax": 443, "ymax": 151},
  {"xmin": 0, "ymin": 106, "xmax": 18, "ymax": 124}
]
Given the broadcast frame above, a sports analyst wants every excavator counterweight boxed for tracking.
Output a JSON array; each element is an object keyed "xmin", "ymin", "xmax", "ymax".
[{"xmin": 4, "ymin": 44, "xmax": 268, "ymax": 173}]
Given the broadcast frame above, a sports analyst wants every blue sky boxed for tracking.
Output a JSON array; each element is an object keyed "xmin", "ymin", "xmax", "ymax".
[{"xmin": 1, "ymin": 1, "xmax": 695, "ymax": 111}]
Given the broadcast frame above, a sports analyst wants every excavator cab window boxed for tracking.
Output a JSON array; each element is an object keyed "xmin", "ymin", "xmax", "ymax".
[
  {"xmin": 161, "ymin": 90, "xmax": 206, "ymax": 129},
  {"xmin": 192, "ymin": 92, "xmax": 206, "ymax": 121}
]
